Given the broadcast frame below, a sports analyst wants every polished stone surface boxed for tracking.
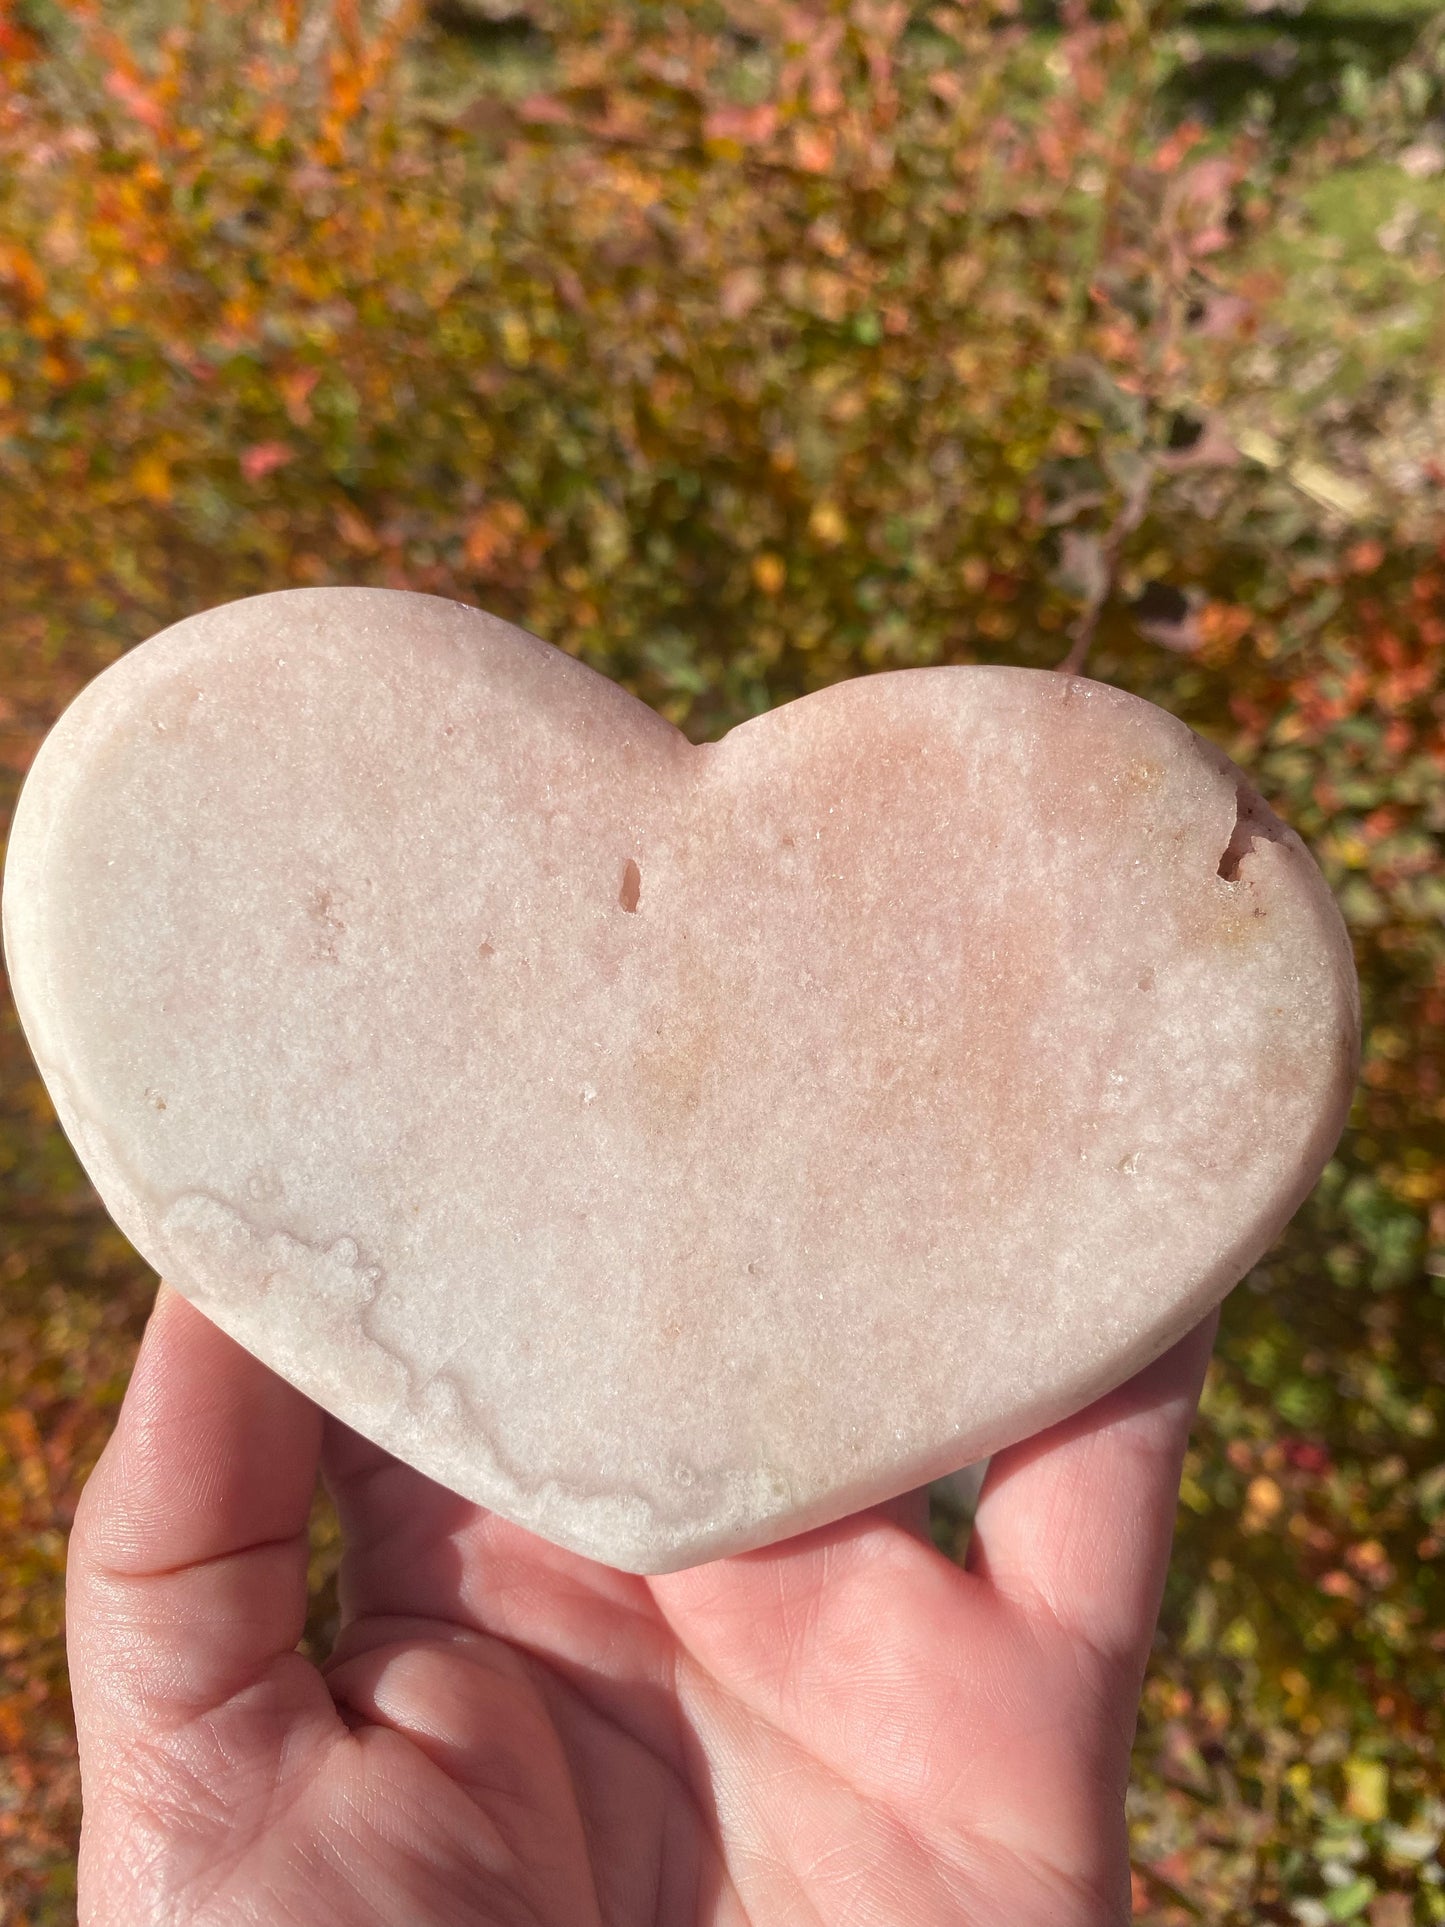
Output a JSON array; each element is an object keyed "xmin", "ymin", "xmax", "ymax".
[{"xmin": 2, "ymin": 589, "xmax": 1359, "ymax": 1570}]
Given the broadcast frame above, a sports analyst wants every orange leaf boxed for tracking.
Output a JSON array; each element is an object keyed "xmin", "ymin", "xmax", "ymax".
[
  {"xmin": 793, "ymin": 126, "xmax": 835, "ymax": 174},
  {"xmin": 465, "ymin": 501, "xmax": 527, "ymax": 570}
]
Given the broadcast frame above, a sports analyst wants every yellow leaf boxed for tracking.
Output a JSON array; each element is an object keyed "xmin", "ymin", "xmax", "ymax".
[
  {"xmin": 1344, "ymin": 1757, "xmax": 1389, "ymax": 1824},
  {"xmin": 809, "ymin": 501, "xmax": 847, "ymax": 545},
  {"xmin": 132, "ymin": 452, "xmax": 172, "ymax": 504},
  {"xmin": 1330, "ymin": 835, "xmax": 1370, "ymax": 870},
  {"xmin": 1220, "ymin": 1616, "xmax": 1258, "ymax": 1659},
  {"xmin": 1236, "ymin": 426, "xmax": 1283, "ymax": 468},
  {"xmin": 1394, "ymin": 1169, "xmax": 1440, "ymax": 1203},
  {"xmin": 500, "ymin": 314, "xmax": 531, "ymax": 367},
  {"xmin": 1289, "ymin": 458, "xmax": 1375, "ymax": 520}
]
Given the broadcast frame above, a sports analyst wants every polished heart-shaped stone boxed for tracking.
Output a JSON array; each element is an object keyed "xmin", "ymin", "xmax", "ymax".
[{"xmin": 2, "ymin": 589, "xmax": 1358, "ymax": 1571}]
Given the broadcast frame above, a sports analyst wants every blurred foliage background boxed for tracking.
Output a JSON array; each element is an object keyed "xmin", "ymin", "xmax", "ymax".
[{"xmin": 0, "ymin": 0, "xmax": 1442, "ymax": 1919}]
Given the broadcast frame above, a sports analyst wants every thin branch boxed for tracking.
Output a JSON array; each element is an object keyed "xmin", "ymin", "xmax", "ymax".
[{"xmin": 1056, "ymin": 454, "xmax": 1155, "ymax": 676}]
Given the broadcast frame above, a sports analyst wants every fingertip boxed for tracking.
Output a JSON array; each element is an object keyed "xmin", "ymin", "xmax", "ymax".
[
  {"xmin": 974, "ymin": 1309, "xmax": 1218, "ymax": 1517},
  {"xmin": 965, "ymin": 1310, "xmax": 1219, "ymax": 1682}
]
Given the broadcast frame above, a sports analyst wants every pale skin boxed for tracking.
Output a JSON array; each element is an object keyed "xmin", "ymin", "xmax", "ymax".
[{"xmin": 68, "ymin": 1283, "xmax": 1217, "ymax": 1926}]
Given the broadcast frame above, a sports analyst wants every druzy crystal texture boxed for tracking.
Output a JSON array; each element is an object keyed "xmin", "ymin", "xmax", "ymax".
[{"xmin": 1, "ymin": 589, "xmax": 1359, "ymax": 1570}]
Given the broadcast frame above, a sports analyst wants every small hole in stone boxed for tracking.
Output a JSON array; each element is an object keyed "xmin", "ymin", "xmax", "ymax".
[
  {"xmin": 1137, "ymin": 967, "xmax": 1155, "ymax": 992},
  {"xmin": 620, "ymin": 858, "xmax": 642, "ymax": 913}
]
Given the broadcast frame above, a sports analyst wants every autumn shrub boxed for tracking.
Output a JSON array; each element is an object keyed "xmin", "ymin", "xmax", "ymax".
[{"xmin": 1, "ymin": 1, "xmax": 1443, "ymax": 1920}]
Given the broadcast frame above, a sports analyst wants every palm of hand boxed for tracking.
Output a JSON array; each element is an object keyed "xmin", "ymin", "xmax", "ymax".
[{"xmin": 69, "ymin": 1289, "xmax": 1213, "ymax": 1926}]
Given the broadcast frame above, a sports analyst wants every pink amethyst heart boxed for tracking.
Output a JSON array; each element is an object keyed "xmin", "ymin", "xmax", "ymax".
[{"xmin": 2, "ymin": 589, "xmax": 1358, "ymax": 1570}]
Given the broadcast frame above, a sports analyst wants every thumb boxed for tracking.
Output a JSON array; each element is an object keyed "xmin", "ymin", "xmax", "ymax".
[{"xmin": 67, "ymin": 1284, "xmax": 340, "ymax": 1877}]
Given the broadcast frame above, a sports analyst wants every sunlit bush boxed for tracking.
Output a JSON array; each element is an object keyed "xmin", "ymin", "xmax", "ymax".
[{"xmin": 1, "ymin": 3, "xmax": 1442, "ymax": 1919}]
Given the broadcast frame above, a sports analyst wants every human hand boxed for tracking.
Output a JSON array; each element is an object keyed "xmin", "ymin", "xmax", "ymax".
[{"xmin": 68, "ymin": 1282, "xmax": 1215, "ymax": 1926}]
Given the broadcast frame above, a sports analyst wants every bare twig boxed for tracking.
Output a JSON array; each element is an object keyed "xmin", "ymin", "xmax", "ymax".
[{"xmin": 1056, "ymin": 454, "xmax": 1155, "ymax": 675}]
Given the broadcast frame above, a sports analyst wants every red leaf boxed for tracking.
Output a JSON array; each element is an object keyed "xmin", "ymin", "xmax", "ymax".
[
  {"xmin": 517, "ymin": 95, "xmax": 571, "ymax": 127},
  {"xmin": 240, "ymin": 441, "xmax": 296, "ymax": 483},
  {"xmin": 103, "ymin": 67, "xmax": 165, "ymax": 133},
  {"xmin": 702, "ymin": 103, "xmax": 779, "ymax": 147}
]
